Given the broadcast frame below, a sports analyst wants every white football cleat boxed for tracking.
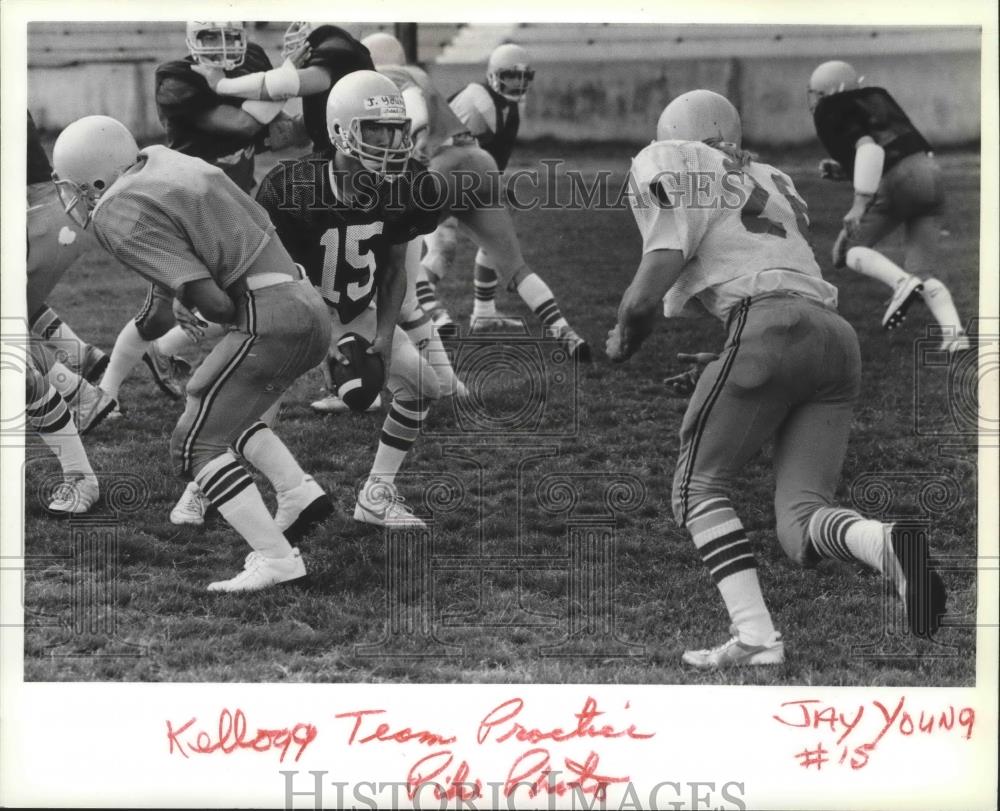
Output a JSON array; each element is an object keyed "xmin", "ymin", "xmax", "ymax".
[
  {"xmin": 143, "ymin": 345, "xmax": 192, "ymax": 400},
  {"xmin": 354, "ymin": 477, "xmax": 426, "ymax": 528},
  {"xmin": 170, "ymin": 481, "xmax": 211, "ymax": 526},
  {"xmin": 432, "ymin": 311, "xmax": 459, "ymax": 340},
  {"xmin": 274, "ymin": 475, "xmax": 333, "ymax": 540},
  {"xmin": 48, "ymin": 476, "xmax": 100, "ymax": 515},
  {"xmin": 207, "ymin": 547, "xmax": 307, "ymax": 593},
  {"xmin": 882, "ymin": 276, "xmax": 924, "ymax": 330},
  {"xmin": 72, "ymin": 383, "xmax": 117, "ymax": 435},
  {"xmin": 545, "ymin": 324, "xmax": 592, "ymax": 363},
  {"xmin": 681, "ymin": 627, "xmax": 785, "ymax": 670},
  {"xmin": 310, "ymin": 393, "xmax": 382, "ymax": 414},
  {"xmin": 940, "ymin": 332, "xmax": 971, "ymax": 353},
  {"xmin": 469, "ymin": 311, "xmax": 526, "ymax": 334},
  {"xmin": 79, "ymin": 346, "xmax": 110, "ymax": 384}
]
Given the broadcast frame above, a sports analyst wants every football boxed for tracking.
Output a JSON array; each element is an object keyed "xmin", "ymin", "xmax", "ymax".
[{"xmin": 330, "ymin": 332, "xmax": 385, "ymax": 411}]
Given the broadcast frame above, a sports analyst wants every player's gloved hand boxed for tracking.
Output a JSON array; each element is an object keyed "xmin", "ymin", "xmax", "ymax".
[
  {"xmin": 266, "ymin": 113, "xmax": 298, "ymax": 150},
  {"xmin": 172, "ymin": 298, "xmax": 210, "ymax": 343},
  {"xmin": 368, "ymin": 335, "xmax": 393, "ymax": 388},
  {"xmin": 818, "ymin": 159, "xmax": 847, "ymax": 181},
  {"xmin": 191, "ymin": 63, "xmax": 225, "ymax": 91},
  {"xmin": 663, "ymin": 352, "xmax": 719, "ymax": 397},
  {"xmin": 842, "ymin": 193, "xmax": 873, "ymax": 237}
]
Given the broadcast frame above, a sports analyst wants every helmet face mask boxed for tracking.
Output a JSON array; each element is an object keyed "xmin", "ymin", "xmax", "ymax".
[
  {"xmin": 487, "ymin": 44, "xmax": 534, "ymax": 102},
  {"xmin": 52, "ymin": 177, "xmax": 98, "ymax": 228},
  {"xmin": 327, "ymin": 72, "xmax": 414, "ymax": 178},
  {"xmin": 282, "ymin": 21, "xmax": 312, "ymax": 59},
  {"xmin": 334, "ymin": 118, "xmax": 413, "ymax": 177},
  {"xmin": 489, "ymin": 67, "xmax": 535, "ymax": 101},
  {"xmin": 186, "ymin": 21, "xmax": 247, "ymax": 70},
  {"xmin": 51, "ymin": 115, "xmax": 140, "ymax": 229}
]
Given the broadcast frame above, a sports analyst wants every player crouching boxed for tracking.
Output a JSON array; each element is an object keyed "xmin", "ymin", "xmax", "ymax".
[
  {"xmin": 608, "ymin": 91, "xmax": 946, "ymax": 669},
  {"xmin": 52, "ymin": 116, "xmax": 332, "ymax": 592},
  {"xmin": 256, "ymin": 70, "xmax": 445, "ymax": 528}
]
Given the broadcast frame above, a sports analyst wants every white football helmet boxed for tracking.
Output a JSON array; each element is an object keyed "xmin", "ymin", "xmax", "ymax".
[
  {"xmin": 656, "ymin": 89, "xmax": 742, "ymax": 148},
  {"xmin": 282, "ymin": 21, "xmax": 312, "ymax": 59},
  {"xmin": 185, "ymin": 21, "xmax": 247, "ymax": 69},
  {"xmin": 808, "ymin": 61, "xmax": 863, "ymax": 111},
  {"xmin": 487, "ymin": 43, "xmax": 534, "ymax": 102},
  {"xmin": 362, "ymin": 32, "xmax": 406, "ymax": 68},
  {"xmin": 326, "ymin": 70, "xmax": 413, "ymax": 176},
  {"xmin": 51, "ymin": 116, "xmax": 140, "ymax": 228}
]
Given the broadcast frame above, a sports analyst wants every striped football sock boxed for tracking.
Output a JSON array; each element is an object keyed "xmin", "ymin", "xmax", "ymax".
[
  {"xmin": 473, "ymin": 263, "xmax": 499, "ymax": 316},
  {"xmin": 415, "ymin": 267, "xmax": 444, "ymax": 314},
  {"xmin": 515, "ymin": 273, "xmax": 569, "ymax": 332},
  {"xmin": 29, "ymin": 306, "xmax": 93, "ymax": 360},
  {"xmin": 46, "ymin": 361, "xmax": 87, "ymax": 406},
  {"xmin": 400, "ymin": 309, "xmax": 461, "ymax": 396},
  {"xmin": 195, "ymin": 452, "xmax": 292, "ymax": 559},
  {"xmin": 687, "ymin": 497, "xmax": 775, "ymax": 645},
  {"xmin": 369, "ymin": 399, "xmax": 428, "ymax": 485},
  {"xmin": 27, "ymin": 382, "xmax": 94, "ymax": 479},
  {"xmin": 808, "ymin": 507, "xmax": 885, "ymax": 572},
  {"xmin": 235, "ymin": 421, "xmax": 304, "ymax": 494}
]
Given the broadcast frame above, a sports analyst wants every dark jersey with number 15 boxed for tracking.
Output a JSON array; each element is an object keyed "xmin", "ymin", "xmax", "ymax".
[{"xmin": 255, "ymin": 150, "xmax": 442, "ymax": 324}]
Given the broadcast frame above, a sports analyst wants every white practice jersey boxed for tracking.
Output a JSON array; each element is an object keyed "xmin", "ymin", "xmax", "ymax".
[{"xmin": 629, "ymin": 139, "xmax": 837, "ymax": 321}]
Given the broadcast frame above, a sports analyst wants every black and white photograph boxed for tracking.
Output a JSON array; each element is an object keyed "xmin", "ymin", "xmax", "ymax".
[{"xmin": 1, "ymin": 2, "xmax": 996, "ymax": 809}]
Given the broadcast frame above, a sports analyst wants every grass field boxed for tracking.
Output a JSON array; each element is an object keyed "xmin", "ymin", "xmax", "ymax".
[{"xmin": 20, "ymin": 144, "xmax": 981, "ymax": 684}]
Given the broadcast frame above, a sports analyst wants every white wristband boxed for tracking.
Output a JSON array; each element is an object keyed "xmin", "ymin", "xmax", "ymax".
[
  {"xmin": 216, "ymin": 72, "xmax": 267, "ymax": 100},
  {"xmin": 263, "ymin": 60, "xmax": 301, "ymax": 100},
  {"xmin": 853, "ymin": 141, "xmax": 885, "ymax": 195},
  {"xmin": 241, "ymin": 99, "xmax": 285, "ymax": 124}
]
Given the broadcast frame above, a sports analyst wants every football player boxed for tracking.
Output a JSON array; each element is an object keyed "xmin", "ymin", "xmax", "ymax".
[
  {"xmin": 363, "ymin": 34, "xmax": 589, "ymax": 359},
  {"xmin": 25, "ymin": 354, "xmax": 100, "ymax": 515},
  {"xmin": 98, "ymin": 21, "xmax": 302, "ymax": 413},
  {"xmin": 809, "ymin": 60, "xmax": 968, "ymax": 351},
  {"xmin": 52, "ymin": 115, "xmax": 333, "ymax": 593},
  {"xmin": 607, "ymin": 90, "xmax": 945, "ymax": 668},
  {"xmin": 255, "ymin": 70, "xmax": 443, "ymax": 527},
  {"xmin": 193, "ymin": 21, "xmax": 374, "ymax": 153},
  {"xmin": 419, "ymin": 42, "xmax": 535, "ymax": 333},
  {"xmin": 26, "ymin": 111, "xmax": 117, "ymax": 435}
]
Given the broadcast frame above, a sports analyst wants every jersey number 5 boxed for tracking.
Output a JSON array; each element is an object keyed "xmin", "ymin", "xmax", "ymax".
[{"xmin": 319, "ymin": 223, "xmax": 383, "ymax": 304}]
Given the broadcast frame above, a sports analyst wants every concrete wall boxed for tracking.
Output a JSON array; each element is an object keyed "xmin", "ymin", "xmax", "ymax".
[
  {"xmin": 26, "ymin": 23, "xmax": 980, "ymax": 146},
  {"xmin": 429, "ymin": 49, "xmax": 981, "ymax": 147}
]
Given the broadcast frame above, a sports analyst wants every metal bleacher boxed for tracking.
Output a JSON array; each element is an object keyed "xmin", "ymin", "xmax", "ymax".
[
  {"xmin": 436, "ymin": 22, "xmax": 981, "ymax": 63},
  {"xmin": 27, "ymin": 21, "xmax": 465, "ymax": 68}
]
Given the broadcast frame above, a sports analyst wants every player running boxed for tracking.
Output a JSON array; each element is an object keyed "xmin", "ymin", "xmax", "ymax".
[
  {"xmin": 808, "ymin": 60, "xmax": 968, "ymax": 351},
  {"xmin": 256, "ymin": 70, "xmax": 447, "ymax": 527},
  {"xmin": 362, "ymin": 33, "xmax": 589, "ymax": 359},
  {"xmin": 52, "ymin": 115, "xmax": 333, "ymax": 593},
  {"xmin": 419, "ymin": 42, "xmax": 536, "ymax": 333},
  {"xmin": 607, "ymin": 90, "xmax": 946, "ymax": 669}
]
